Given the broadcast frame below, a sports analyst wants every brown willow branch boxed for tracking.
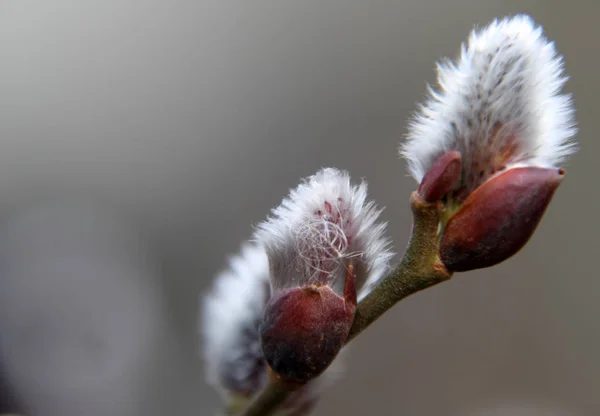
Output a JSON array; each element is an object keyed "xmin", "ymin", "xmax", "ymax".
[{"xmin": 238, "ymin": 192, "xmax": 453, "ymax": 416}]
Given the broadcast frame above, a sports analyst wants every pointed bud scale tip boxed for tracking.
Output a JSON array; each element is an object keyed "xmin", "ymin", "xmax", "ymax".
[
  {"xmin": 440, "ymin": 167, "xmax": 565, "ymax": 272},
  {"xmin": 418, "ymin": 151, "xmax": 462, "ymax": 202},
  {"xmin": 260, "ymin": 267, "xmax": 357, "ymax": 384}
]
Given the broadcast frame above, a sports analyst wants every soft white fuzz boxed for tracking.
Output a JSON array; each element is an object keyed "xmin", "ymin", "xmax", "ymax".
[
  {"xmin": 402, "ymin": 14, "xmax": 576, "ymax": 189},
  {"xmin": 254, "ymin": 168, "xmax": 393, "ymax": 300},
  {"xmin": 201, "ymin": 243, "xmax": 270, "ymax": 399}
]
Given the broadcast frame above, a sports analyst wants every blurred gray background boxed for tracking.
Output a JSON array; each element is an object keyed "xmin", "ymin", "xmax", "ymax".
[{"xmin": 0, "ymin": 1, "xmax": 597, "ymax": 415}]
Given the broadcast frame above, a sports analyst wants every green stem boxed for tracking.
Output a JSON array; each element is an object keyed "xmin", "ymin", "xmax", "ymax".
[
  {"xmin": 238, "ymin": 192, "xmax": 453, "ymax": 416},
  {"xmin": 347, "ymin": 192, "xmax": 452, "ymax": 341},
  {"xmin": 238, "ymin": 379, "xmax": 291, "ymax": 416}
]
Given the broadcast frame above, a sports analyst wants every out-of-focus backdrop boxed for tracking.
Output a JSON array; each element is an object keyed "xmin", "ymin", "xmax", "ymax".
[{"xmin": 0, "ymin": 1, "xmax": 597, "ymax": 415}]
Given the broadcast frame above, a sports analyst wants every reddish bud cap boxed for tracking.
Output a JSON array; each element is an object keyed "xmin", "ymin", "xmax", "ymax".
[
  {"xmin": 260, "ymin": 279, "xmax": 356, "ymax": 384},
  {"xmin": 418, "ymin": 151, "xmax": 462, "ymax": 202},
  {"xmin": 440, "ymin": 166, "xmax": 565, "ymax": 272}
]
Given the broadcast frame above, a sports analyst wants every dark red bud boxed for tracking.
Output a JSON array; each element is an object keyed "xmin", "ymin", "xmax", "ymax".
[
  {"xmin": 260, "ymin": 267, "xmax": 357, "ymax": 384},
  {"xmin": 418, "ymin": 151, "xmax": 462, "ymax": 202},
  {"xmin": 440, "ymin": 167, "xmax": 565, "ymax": 272}
]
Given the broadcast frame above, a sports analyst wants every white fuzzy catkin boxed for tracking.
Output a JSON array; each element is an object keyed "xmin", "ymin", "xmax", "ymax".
[
  {"xmin": 201, "ymin": 243, "xmax": 270, "ymax": 399},
  {"xmin": 201, "ymin": 243, "xmax": 346, "ymax": 408},
  {"xmin": 254, "ymin": 168, "xmax": 393, "ymax": 300},
  {"xmin": 401, "ymin": 14, "xmax": 577, "ymax": 191}
]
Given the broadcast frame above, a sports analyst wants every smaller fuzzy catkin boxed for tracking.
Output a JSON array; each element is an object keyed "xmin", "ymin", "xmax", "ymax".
[{"xmin": 254, "ymin": 167, "xmax": 393, "ymax": 301}]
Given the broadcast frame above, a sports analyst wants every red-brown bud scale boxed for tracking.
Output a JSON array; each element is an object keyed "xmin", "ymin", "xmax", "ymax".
[
  {"xmin": 260, "ymin": 267, "xmax": 356, "ymax": 384},
  {"xmin": 440, "ymin": 167, "xmax": 565, "ymax": 271}
]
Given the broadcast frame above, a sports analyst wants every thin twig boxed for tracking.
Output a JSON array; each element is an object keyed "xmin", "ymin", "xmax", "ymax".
[
  {"xmin": 238, "ymin": 192, "xmax": 453, "ymax": 416},
  {"xmin": 238, "ymin": 378, "xmax": 292, "ymax": 416},
  {"xmin": 347, "ymin": 192, "xmax": 452, "ymax": 340}
]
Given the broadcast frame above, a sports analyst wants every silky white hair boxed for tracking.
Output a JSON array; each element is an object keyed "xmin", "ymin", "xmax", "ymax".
[
  {"xmin": 254, "ymin": 168, "xmax": 393, "ymax": 300},
  {"xmin": 201, "ymin": 243, "xmax": 270, "ymax": 399},
  {"xmin": 401, "ymin": 14, "xmax": 577, "ymax": 185}
]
